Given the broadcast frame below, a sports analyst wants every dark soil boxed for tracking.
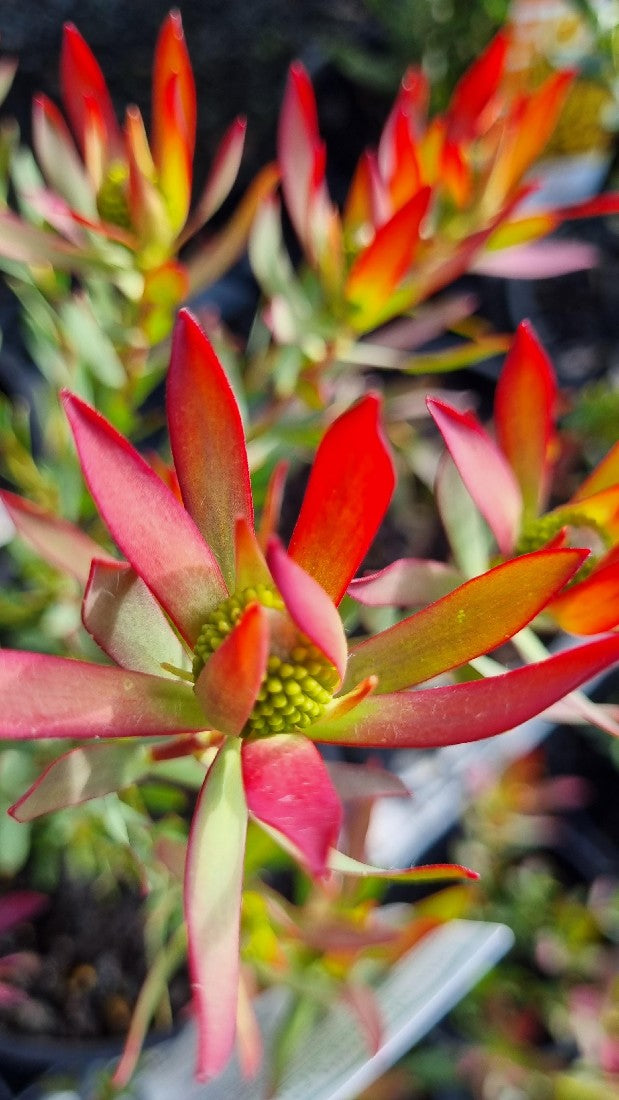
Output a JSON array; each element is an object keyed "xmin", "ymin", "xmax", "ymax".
[{"xmin": 0, "ymin": 876, "xmax": 188, "ymax": 1042}]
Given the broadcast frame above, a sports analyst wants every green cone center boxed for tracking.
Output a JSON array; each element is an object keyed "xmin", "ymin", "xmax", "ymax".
[
  {"xmin": 192, "ymin": 584, "xmax": 338, "ymax": 736},
  {"xmin": 96, "ymin": 162, "xmax": 132, "ymax": 229},
  {"xmin": 516, "ymin": 509, "xmax": 611, "ymax": 582}
]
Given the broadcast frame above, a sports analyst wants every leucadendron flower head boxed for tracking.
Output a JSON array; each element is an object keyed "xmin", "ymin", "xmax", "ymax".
[
  {"xmin": 253, "ymin": 33, "xmax": 619, "ymax": 352},
  {"xmin": 3, "ymin": 311, "xmax": 619, "ymax": 1079},
  {"xmin": 0, "ymin": 13, "xmax": 277, "ymax": 343}
]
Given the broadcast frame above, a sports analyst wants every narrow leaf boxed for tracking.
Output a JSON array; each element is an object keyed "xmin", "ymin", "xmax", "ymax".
[
  {"xmin": 9, "ymin": 743, "xmax": 149, "ymax": 822},
  {"xmin": 167, "ymin": 310, "xmax": 253, "ymax": 591},
  {"xmin": 242, "ymin": 734, "xmax": 342, "ymax": 877},
  {"xmin": 266, "ymin": 539, "xmax": 347, "ymax": 684},
  {"xmin": 328, "ymin": 849, "xmax": 478, "ymax": 881},
  {"xmin": 0, "ymin": 651, "xmax": 204, "ymax": 740},
  {"xmin": 185, "ymin": 740, "xmax": 247, "ymax": 1080},
  {"xmin": 83, "ymin": 559, "xmax": 187, "ymax": 676},
  {"xmin": 349, "ymin": 558, "xmax": 461, "ymax": 607},
  {"xmin": 345, "ymin": 188, "xmax": 431, "ymax": 331},
  {"xmin": 343, "ymin": 549, "xmax": 587, "ymax": 694},
  {"xmin": 289, "ymin": 394, "xmax": 395, "ymax": 605},
  {"xmin": 494, "ymin": 321, "xmax": 557, "ymax": 518},
  {"xmin": 194, "ymin": 604, "xmax": 269, "ymax": 737},
  {"xmin": 0, "ymin": 490, "xmax": 113, "ymax": 586},
  {"xmin": 315, "ymin": 635, "xmax": 619, "ymax": 747},
  {"xmin": 63, "ymin": 390, "xmax": 227, "ymax": 646},
  {"xmin": 428, "ymin": 396, "xmax": 522, "ymax": 555}
]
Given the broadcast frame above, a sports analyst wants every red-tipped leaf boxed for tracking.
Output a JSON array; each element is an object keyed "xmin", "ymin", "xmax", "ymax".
[
  {"xmin": 266, "ymin": 539, "xmax": 347, "ymax": 684},
  {"xmin": 344, "ymin": 549, "xmax": 587, "ymax": 694},
  {"xmin": 0, "ymin": 651, "xmax": 204, "ymax": 740},
  {"xmin": 60, "ymin": 23, "xmax": 121, "ymax": 158},
  {"xmin": 494, "ymin": 321, "xmax": 557, "ymax": 518},
  {"xmin": 345, "ymin": 188, "xmax": 431, "ymax": 331},
  {"xmin": 10, "ymin": 743, "xmax": 149, "ymax": 822},
  {"xmin": 289, "ymin": 394, "xmax": 395, "ymax": 605},
  {"xmin": 242, "ymin": 734, "xmax": 342, "ymax": 877},
  {"xmin": 167, "ymin": 310, "xmax": 253, "ymax": 591},
  {"xmin": 63, "ymin": 390, "xmax": 227, "ymax": 646},
  {"xmin": 0, "ymin": 490, "xmax": 113, "ymax": 586},
  {"xmin": 152, "ymin": 9, "xmax": 196, "ymax": 174},
  {"xmin": 315, "ymin": 635, "xmax": 619, "ymax": 747},
  {"xmin": 83, "ymin": 559, "xmax": 187, "ymax": 675},
  {"xmin": 185, "ymin": 741, "xmax": 247, "ymax": 1080},
  {"xmin": 428, "ymin": 396, "xmax": 523, "ymax": 555},
  {"xmin": 193, "ymin": 603, "xmax": 269, "ymax": 737}
]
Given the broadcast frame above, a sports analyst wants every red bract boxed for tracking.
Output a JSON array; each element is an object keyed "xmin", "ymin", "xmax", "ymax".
[
  {"xmin": 428, "ymin": 321, "xmax": 619, "ymax": 633},
  {"xmin": 2, "ymin": 311, "xmax": 619, "ymax": 1078},
  {"xmin": 269, "ymin": 38, "xmax": 619, "ymax": 336}
]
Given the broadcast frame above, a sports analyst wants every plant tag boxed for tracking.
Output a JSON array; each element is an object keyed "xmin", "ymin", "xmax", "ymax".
[{"xmin": 134, "ymin": 918, "xmax": 513, "ymax": 1100}]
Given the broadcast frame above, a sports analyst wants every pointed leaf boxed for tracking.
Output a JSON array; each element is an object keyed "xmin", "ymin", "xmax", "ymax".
[
  {"xmin": 343, "ymin": 549, "xmax": 587, "ymax": 694},
  {"xmin": 474, "ymin": 239, "xmax": 598, "ymax": 278},
  {"xmin": 242, "ymin": 734, "xmax": 342, "ymax": 877},
  {"xmin": 83, "ymin": 559, "xmax": 186, "ymax": 675},
  {"xmin": 194, "ymin": 603, "xmax": 269, "ymax": 737},
  {"xmin": 345, "ymin": 188, "xmax": 431, "ymax": 332},
  {"xmin": 0, "ymin": 490, "xmax": 113, "ymax": 585},
  {"xmin": 447, "ymin": 31, "xmax": 508, "ymax": 139},
  {"xmin": 315, "ymin": 635, "xmax": 619, "ymax": 748},
  {"xmin": 181, "ymin": 116, "xmax": 246, "ymax": 241},
  {"xmin": 60, "ymin": 23, "xmax": 121, "ymax": 158},
  {"xmin": 257, "ymin": 460, "xmax": 288, "ymax": 549},
  {"xmin": 278, "ymin": 62, "xmax": 323, "ymax": 253},
  {"xmin": 289, "ymin": 394, "xmax": 395, "ymax": 604},
  {"xmin": 185, "ymin": 740, "xmax": 247, "ymax": 1080},
  {"xmin": 32, "ymin": 95, "xmax": 95, "ymax": 215},
  {"xmin": 154, "ymin": 72, "xmax": 193, "ymax": 232},
  {"xmin": 323, "ymin": 676, "xmax": 378, "ymax": 722},
  {"xmin": 63, "ymin": 391, "xmax": 227, "ymax": 646},
  {"xmin": 428, "ymin": 396, "xmax": 522, "ymax": 555},
  {"xmin": 550, "ymin": 560, "xmax": 619, "ymax": 634},
  {"xmin": 383, "ymin": 109, "xmax": 422, "ymax": 213},
  {"xmin": 234, "ymin": 517, "xmax": 272, "ymax": 590},
  {"xmin": 167, "ymin": 310, "xmax": 253, "ymax": 591},
  {"xmin": 349, "ymin": 558, "xmax": 461, "ymax": 607},
  {"xmin": 494, "ymin": 321, "xmax": 557, "ymax": 517},
  {"xmin": 572, "ymin": 441, "xmax": 619, "ymax": 501},
  {"xmin": 186, "ymin": 163, "xmax": 280, "ymax": 294},
  {"xmin": 126, "ymin": 121, "xmax": 173, "ymax": 250},
  {"xmin": 0, "ymin": 651, "xmax": 204, "ymax": 741},
  {"xmin": 9, "ymin": 743, "xmax": 149, "ymax": 822},
  {"xmin": 0, "ymin": 210, "xmax": 102, "ymax": 271},
  {"xmin": 328, "ymin": 849, "xmax": 478, "ymax": 881},
  {"xmin": 484, "ymin": 71, "xmax": 573, "ymax": 210},
  {"xmin": 152, "ymin": 10, "xmax": 196, "ymax": 172},
  {"xmin": 266, "ymin": 539, "xmax": 347, "ymax": 684}
]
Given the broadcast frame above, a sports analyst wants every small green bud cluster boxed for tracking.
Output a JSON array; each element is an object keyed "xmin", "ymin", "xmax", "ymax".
[
  {"xmin": 516, "ymin": 509, "xmax": 611, "ymax": 586},
  {"xmin": 517, "ymin": 509, "xmax": 609, "ymax": 554},
  {"xmin": 96, "ymin": 162, "xmax": 132, "ymax": 229},
  {"xmin": 192, "ymin": 585, "xmax": 338, "ymax": 736}
]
